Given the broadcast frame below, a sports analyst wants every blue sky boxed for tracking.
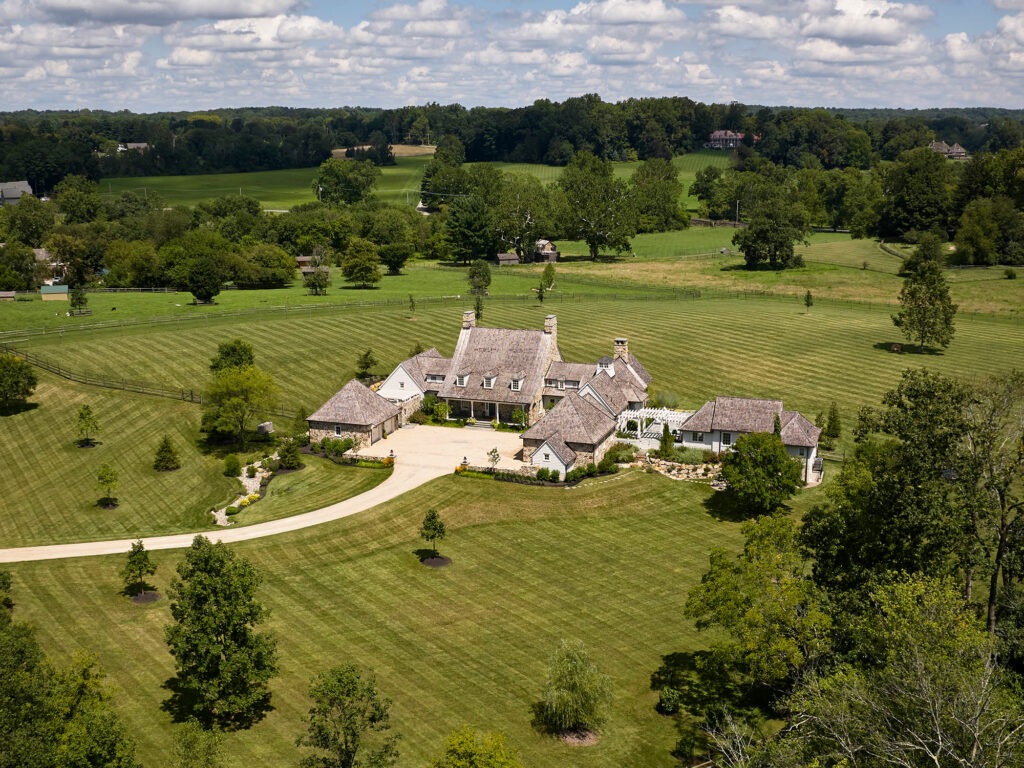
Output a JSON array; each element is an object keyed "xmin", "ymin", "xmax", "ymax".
[{"xmin": 0, "ymin": 0, "xmax": 1020, "ymax": 111}]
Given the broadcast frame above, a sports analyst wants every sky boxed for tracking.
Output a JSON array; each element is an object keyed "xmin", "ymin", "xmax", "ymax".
[{"xmin": 0, "ymin": 0, "xmax": 1020, "ymax": 112}]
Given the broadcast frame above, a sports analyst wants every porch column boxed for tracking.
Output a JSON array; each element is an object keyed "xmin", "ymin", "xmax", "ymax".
[{"xmin": 470, "ymin": 401, "xmax": 475, "ymax": 420}]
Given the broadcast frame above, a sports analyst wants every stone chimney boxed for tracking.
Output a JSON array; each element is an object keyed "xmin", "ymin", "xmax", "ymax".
[
  {"xmin": 544, "ymin": 315, "xmax": 557, "ymax": 342},
  {"xmin": 614, "ymin": 337, "xmax": 629, "ymax": 360},
  {"xmin": 462, "ymin": 309, "xmax": 476, "ymax": 329}
]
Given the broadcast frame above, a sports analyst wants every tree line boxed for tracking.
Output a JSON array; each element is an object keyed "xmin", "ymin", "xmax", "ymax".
[{"xmin": 3, "ymin": 97, "xmax": 1023, "ymax": 192}]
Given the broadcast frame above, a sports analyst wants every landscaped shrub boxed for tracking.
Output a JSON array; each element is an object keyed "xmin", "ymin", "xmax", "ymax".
[
  {"xmin": 1006, "ymin": 267, "xmax": 1018, "ymax": 280},
  {"xmin": 549, "ymin": 470, "xmax": 560, "ymax": 482},
  {"xmin": 309, "ymin": 440, "xmax": 320, "ymax": 453},
  {"xmin": 597, "ymin": 457, "xmax": 618, "ymax": 474},
  {"xmin": 247, "ymin": 493, "xmax": 260, "ymax": 503},
  {"xmin": 657, "ymin": 687, "xmax": 682, "ymax": 715},
  {"xmin": 223, "ymin": 454, "xmax": 241, "ymax": 477},
  {"xmin": 702, "ymin": 450, "xmax": 722, "ymax": 463},
  {"xmin": 246, "ymin": 465, "xmax": 257, "ymax": 478},
  {"xmin": 277, "ymin": 439, "xmax": 303, "ymax": 470},
  {"xmin": 421, "ymin": 394, "xmax": 438, "ymax": 416},
  {"xmin": 671, "ymin": 447, "xmax": 706, "ymax": 464},
  {"xmin": 605, "ymin": 441, "xmax": 637, "ymax": 464},
  {"xmin": 408, "ymin": 410, "xmax": 429, "ymax": 424},
  {"xmin": 225, "ymin": 506, "xmax": 239, "ymax": 516},
  {"xmin": 626, "ymin": 419, "xmax": 638, "ymax": 433},
  {"xmin": 536, "ymin": 467, "xmax": 550, "ymax": 481}
]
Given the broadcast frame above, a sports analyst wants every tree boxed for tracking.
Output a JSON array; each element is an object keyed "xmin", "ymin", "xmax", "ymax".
[
  {"xmin": 892, "ymin": 260, "xmax": 957, "ymax": 351},
  {"xmin": 304, "ymin": 244, "xmax": 331, "ymax": 295},
  {"xmin": 537, "ymin": 639, "xmax": 611, "ymax": 733},
  {"xmin": 69, "ymin": 284, "xmax": 88, "ymax": 312},
  {"xmin": 803, "ymin": 290, "xmax": 813, "ymax": 312},
  {"xmin": 341, "ymin": 237, "xmax": 381, "ymax": 288},
  {"xmin": 900, "ymin": 232, "xmax": 945, "ymax": 275},
  {"xmin": 467, "ymin": 259, "xmax": 491, "ymax": 293},
  {"xmin": 492, "ymin": 172, "xmax": 551, "ymax": 258},
  {"xmin": 658, "ymin": 423, "xmax": 674, "ymax": 459},
  {"xmin": 731, "ymin": 193, "xmax": 810, "ymax": 270},
  {"xmin": 434, "ymin": 134, "xmax": 466, "ymax": 166},
  {"xmin": 420, "ymin": 508, "xmax": 447, "ymax": 557},
  {"xmin": 296, "ymin": 664, "xmax": 399, "ymax": 768},
  {"xmin": 313, "ymin": 158, "xmax": 380, "ymax": 206},
  {"xmin": 554, "ymin": 151, "xmax": 637, "ymax": 260},
  {"xmin": 95, "ymin": 462, "xmax": 119, "ymax": 504},
  {"xmin": 153, "ymin": 435, "xmax": 181, "ymax": 471},
  {"xmin": 789, "ymin": 575, "xmax": 1024, "ymax": 768},
  {"xmin": 378, "ymin": 243, "xmax": 411, "ymax": 275},
  {"xmin": 878, "ymin": 146, "xmax": 952, "ymax": 238},
  {"xmin": 541, "ymin": 262, "xmax": 555, "ymax": 289},
  {"xmin": 631, "ymin": 157, "xmax": 687, "ymax": 232},
  {"xmin": 0, "ymin": 241, "xmax": 40, "ymax": 290},
  {"xmin": 720, "ymin": 432, "xmax": 803, "ymax": 515},
  {"xmin": 430, "ymin": 727, "xmax": 524, "ymax": 768},
  {"xmin": 164, "ymin": 536, "xmax": 278, "ymax": 730},
  {"xmin": 824, "ymin": 401, "xmax": 841, "ymax": 441},
  {"xmin": 121, "ymin": 540, "xmax": 156, "ymax": 597},
  {"xmin": 536, "ymin": 280, "xmax": 545, "ymax": 303},
  {"xmin": 474, "ymin": 294, "xmax": 483, "ymax": 322},
  {"xmin": 408, "ymin": 294, "xmax": 415, "ymax": 314},
  {"xmin": 0, "ymin": 354, "xmax": 37, "ymax": 412},
  {"xmin": 187, "ymin": 255, "xmax": 222, "ymax": 304},
  {"xmin": 510, "ymin": 408, "xmax": 526, "ymax": 427},
  {"xmin": 684, "ymin": 516, "xmax": 831, "ymax": 689},
  {"xmin": 171, "ymin": 720, "xmax": 223, "ymax": 768},
  {"xmin": 277, "ymin": 439, "xmax": 303, "ymax": 470},
  {"xmin": 201, "ymin": 364, "xmax": 280, "ymax": 448},
  {"xmin": 76, "ymin": 404, "xmax": 99, "ymax": 445},
  {"xmin": 355, "ymin": 349, "xmax": 377, "ymax": 379},
  {"xmin": 54, "ymin": 174, "xmax": 102, "ymax": 224},
  {"xmin": 447, "ymin": 196, "xmax": 494, "ymax": 265},
  {"xmin": 209, "ymin": 338, "xmax": 255, "ymax": 373}
]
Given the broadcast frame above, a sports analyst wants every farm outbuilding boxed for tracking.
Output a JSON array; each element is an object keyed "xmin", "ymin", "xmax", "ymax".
[
  {"xmin": 308, "ymin": 379, "xmax": 401, "ymax": 448},
  {"xmin": 41, "ymin": 285, "xmax": 68, "ymax": 301}
]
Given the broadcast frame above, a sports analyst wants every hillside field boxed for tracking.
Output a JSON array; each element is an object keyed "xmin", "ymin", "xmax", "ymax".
[{"xmin": 101, "ymin": 150, "xmax": 732, "ymax": 211}]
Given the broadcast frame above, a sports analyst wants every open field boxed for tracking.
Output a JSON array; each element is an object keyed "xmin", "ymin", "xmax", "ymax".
[
  {"xmin": 6, "ymin": 471, "xmax": 744, "ymax": 768},
  {"xmin": 101, "ymin": 151, "xmax": 732, "ymax": 211},
  {"xmin": 557, "ymin": 229, "xmax": 850, "ymax": 260},
  {"xmin": 332, "ymin": 144, "xmax": 436, "ymax": 158},
  {"xmin": 0, "ymin": 375, "xmax": 391, "ymax": 547},
  {"xmin": 553, "ymin": 239, "xmax": 1024, "ymax": 315},
  {"xmin": 16, "ymin": 296, "xmax": 1024, "ymax": 450}
]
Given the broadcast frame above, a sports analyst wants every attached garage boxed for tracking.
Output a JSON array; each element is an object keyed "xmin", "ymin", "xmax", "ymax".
[{"xmin": 308, "ymin": 379, "xmax": 401, "ymax": 449}]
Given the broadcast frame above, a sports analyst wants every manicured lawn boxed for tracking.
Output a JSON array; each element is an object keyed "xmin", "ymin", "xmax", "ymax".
[
  {"xmin": 0, "ymin": 375, "xmax": 391, "ymax": 546},
  {"xmin": 6, "ymin": 470, "xmax": 743, "ymax": 768},
  {"xmin": 17, "ymin": 297, "xmax": 1024, "ymax": 457}
]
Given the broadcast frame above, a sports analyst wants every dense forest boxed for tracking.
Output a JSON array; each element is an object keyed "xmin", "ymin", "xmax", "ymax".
[{"xmin": 3, "ymin": 97, "xmax": 1024, "ymax": 192}]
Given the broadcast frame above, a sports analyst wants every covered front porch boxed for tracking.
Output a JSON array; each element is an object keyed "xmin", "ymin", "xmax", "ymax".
[{"xmin": 445, "ymin": 399, "xmax": 525, "ymax": 425}]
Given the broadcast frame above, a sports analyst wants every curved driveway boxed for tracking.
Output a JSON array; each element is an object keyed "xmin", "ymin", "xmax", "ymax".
[{"xmin": 0, "ymin": 425, "xmax": 525, "ymax": 564}]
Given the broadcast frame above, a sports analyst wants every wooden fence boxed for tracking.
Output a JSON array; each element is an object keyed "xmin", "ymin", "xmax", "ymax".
[{"xmin": 0, "ymin": 342, "xmax": 297, "ymax": 418}]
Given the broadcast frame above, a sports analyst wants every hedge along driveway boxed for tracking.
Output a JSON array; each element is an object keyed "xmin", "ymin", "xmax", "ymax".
[{"xmin": 0, "ymin": 425, "xmax": 525, "ymax": 563}]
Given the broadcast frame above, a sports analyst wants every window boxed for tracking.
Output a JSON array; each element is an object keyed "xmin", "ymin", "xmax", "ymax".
[
  {"xmin": 692, "ymin": 431, "xmax": 703, "ymax": 442},
  {"xmin": 399, "ymin": 381, "xmax": 404, "ymax": 389},
  {"xmin": 456, "ymin": 375, "xmax": 466, "ymax": 387},
  {"xmin": 722, "ymin": 432, "xmax": 732, "ymax": 446},
  {"xmin": 544, "ymin": 453, "xmax": 550, "ymax": 461},
  {"xmin": 334, "ymin": 425, "xmax": 341, "ymax": 436},
  {"xmin": 426, "ymin": 374, "xmax": 443, "ymax": 383},
  {"xmin": 558, "ymin": 380, "xmax": 565, "ymax": 390},
  {"xmin": 799, "ymin": 447, "xmax": 806, "ymax": 457},
  {"xmin": 545, "ymin": 378, "xmax": 557, "ymax": 387},
  {"xmin": 511, "ymin": 378, "xmax": 522, "ymax": 391},
  {"xmin": 565, "ymin": 380, "xmax": 579, "ymax": 389},
  {"xmin": 483, "ymin": 376, "xmax": 494, "ymax": 389}
]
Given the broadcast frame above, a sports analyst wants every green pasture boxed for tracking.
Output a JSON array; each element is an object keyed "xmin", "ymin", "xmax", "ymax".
[
  {"xmin": 7, "ymin": 471, "xmax": 742, "ymax": 768},
  {"xmin": 101, "ymin": 151, "xmax": 732, "ymax": 212},
  {"xmin": 0, "ymin": 375, "xmax": 391, "ymax": 547},
  {"xmin": 18, "ymin": 296, "xmax": 1024, "ymax": 453}
]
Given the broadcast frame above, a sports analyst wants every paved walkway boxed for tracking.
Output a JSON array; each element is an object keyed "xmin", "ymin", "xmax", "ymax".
[{"xmin": 0, "ymin": 425, "xmax": 525, "ymax": 564}]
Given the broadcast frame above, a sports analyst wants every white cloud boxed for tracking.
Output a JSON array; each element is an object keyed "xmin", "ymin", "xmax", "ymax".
[
  {"xmin": 28, "ymin": 0, "xmax": 301, "ymax": 24},
  {"xmin": 705, "ymin": 5, "xmax": 797, "ymax": 39}
]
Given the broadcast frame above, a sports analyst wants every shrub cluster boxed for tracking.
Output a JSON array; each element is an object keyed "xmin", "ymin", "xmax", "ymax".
[
  {"xmin": 535, "ymin": 467, "xmax": 562, "ymax": 482},
  {"xmin": 246, "ymin": 465, "xmax": 257, "ymax": 478},
  {"xmin": 225, "ymin": 506, "xmax": 239, "ymax": 516},
  {"xmin": 277, "ymin": 439, "xmax": 303, "ymax": 470},
  {"xmin": 223, "ymin": 454, "xmax": 241, "ymax": 477}
]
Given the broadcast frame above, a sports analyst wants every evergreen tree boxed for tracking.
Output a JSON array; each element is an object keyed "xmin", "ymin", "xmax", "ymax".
[
  {"xmin": 474, "ymin": 294, "xmax": 483, "ymax": 322},
  {"xmin": 467, "ymin": 259, "xmax": 491, "ymax": 293},
  {"xmin": 658, "ymin": 423, "xmax": 674, "ymax": 459},
  {"xmin": 804, "ymin": 290, "xmax": 814, "ymax": 312},
  {"xmin": 164, "ymin": 536, "xmax": 278, "ymax": 729},
  {"xmin": 355, "ymin": 349, "xmax": 377, "ymax": 379},
  {"xmin": 542, "ymin": 262, "xmax": 556, "ymax": 289},
  {"xmin": 892, "ymin": 260, "xmax": 958, "ymax": 351},
  {"xmin": 825, "ymin": 401, "xmax": 842, "ymax": 440},
  {"xmin": 153, "ymin": 435, "xmax": 181, "ymax": 471}
]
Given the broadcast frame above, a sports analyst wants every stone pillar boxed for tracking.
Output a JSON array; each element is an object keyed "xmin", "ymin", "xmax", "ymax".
[
  {"xmin": 614, "ymin": 337, "xmax": 629, "ymax": 360},
  {"xmin": 462, "ymin": 309, "xmax": 476, "ymax": 329}
]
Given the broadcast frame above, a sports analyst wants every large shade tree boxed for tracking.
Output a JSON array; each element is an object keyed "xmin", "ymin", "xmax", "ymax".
[{"xmin": 554, "ymin": 151, "xmax": 637, "ymax": 260}]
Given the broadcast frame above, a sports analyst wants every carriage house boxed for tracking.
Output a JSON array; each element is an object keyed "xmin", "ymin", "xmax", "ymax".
[{"xmin": 307, "ymin": 379, "xmax": 400, "ymax": 448}]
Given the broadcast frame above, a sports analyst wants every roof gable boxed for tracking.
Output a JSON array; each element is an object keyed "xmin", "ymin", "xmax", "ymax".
[
  {"xmin": 523, "ymin": 391, "xmax": 615, "ymax": 446},
  {"xmin": 437, "ymin": 325, "xmax": 556, "ymax": 404},
  {"xmin": 309, "ymin": 379, "xmax": 400, "ymax": 426}
]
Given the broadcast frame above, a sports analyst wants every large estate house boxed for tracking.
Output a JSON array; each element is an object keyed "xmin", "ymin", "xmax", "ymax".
[{"xmin": 309, "ymin": 312, "xmax": 821, "ymax": 478}]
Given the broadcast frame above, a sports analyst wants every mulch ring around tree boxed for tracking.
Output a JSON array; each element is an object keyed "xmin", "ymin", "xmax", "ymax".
[
  {"xmin": 131, "ymin": 591, "xmax": 161, "ymax": 605},
  {"xmin": 97, "ymin": 500, "xmax": 119, "ymax": 510},
  {"xmin": 420, "ymin": 555, "xmax": 452, "ymax": 568},
  {"xmin": 558, "ymin": 729, "xmax": 599, "ymax": 747}
]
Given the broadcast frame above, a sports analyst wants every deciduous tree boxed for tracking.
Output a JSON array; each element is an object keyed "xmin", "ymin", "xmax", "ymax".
[
  {"xmin": 164, "ymin": 536, "xmax": 278, "ymax": 730},
  {"xmin": 76, "ymin": 404, "xmax": 99, "ymax": 446},
  {"xmin": 467, "ymin": 259, "xmax": 491, "ymax": 293},
  {"xmin": 121, "ymin": 540, "xmax": 156, "ymax": 597},
  {"xmin": 95, "ymin": 462, "xmax": 119, "ymax": 504},
  {"xmin": 0, "ymin": 354, "xmax": 37, "ymax": 412},
  {"xmin": 420, "ymin": 508, "xmax": 447, "ymax": 557},
  {"xmin": 209, "ymin": 338, "xmax": 255, "ymax": 373},
  {"xmin": 892, "ymin": 260, "xmax": 957, "ymax": 351},
  {"xmin": 430, "ymin": 727, "xmax": 524, "ymax": 768},
  {"xmin": 720, "ymin": 432, "xmax": 803, "ymax": 515},
  {"xmin": 554, "ymin": 152, "xmax": 637, "ymax": 260},
  {"xmin": 536, "ymin": 639, "xmax": 611, "ymax": 733},
  {"xmin": 313, "ymin": 158, "xmax": 380, "ymax": 206},
  {"xmin": 202, "ymin": 365, "xmax": 279, "ymax": 448},
  {"xmin": 341, "ymin": 237, "xmax": 381, "ymax": 288},
  {"xmin": 297, "ymin": 664, "xmax": 399, "ymax": 768}
]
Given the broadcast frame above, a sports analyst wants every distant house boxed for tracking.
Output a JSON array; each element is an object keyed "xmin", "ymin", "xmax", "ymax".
[
  {"xmin": 307, "ymin": 379, "xmax": 400, "ymax": 448},
  {"xmin": 0, "ymin": 180, "xmax": 32, "ymax": 206},
  {"xmin": 928, "ymin": 140, "xmax": 968, "ymax": 160},
  {"xmin": 705, "ymin": 130, "xmax": 745, "ymax": 149},
  {"xmin": 117, "ymin": 142, "xmax": 150, "ymax": 152},
  {"xmin": 41, "ymin": 285, "xmax": 69, "ymax": 301},
  {"xmin": 0, "ymin": 291, "xmax": 15, "ymax": 301},
  {"xmin": 534, "ymin": 240, "xmax": 559, "ymax": 263},
  {"xmin": 497, "ymin": 253, "xmax": 520, "ymax": 266},
  {"xmin": 295, "ymin": 255, "xmax": 314, "ymax": 267},
  {"xmin": 677, "ymin": 396, "xmax": 821, "ymax": 481}
]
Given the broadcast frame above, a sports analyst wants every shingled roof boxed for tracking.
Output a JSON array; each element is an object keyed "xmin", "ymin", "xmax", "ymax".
[
  {"xmin": 398, "ymin": 348, "xmax": 450, "ymax": 385},
  {"xmin": 523, "ymin": 391, "xmax": 616, "ymax": 446},
  {"xmin": 437, "ymin": 325, "xmax": 557, "ymax": 405},
  {"xmin": 309, "ymin": 379, "xmax": 400, "ymax": 426},
  {"xmin": 532, "ymin": 436, "xmax": 577, "ymax": 466},
  {"xmin": 682, "ymin": 396, "xmax": 821, "ymax": 447}
]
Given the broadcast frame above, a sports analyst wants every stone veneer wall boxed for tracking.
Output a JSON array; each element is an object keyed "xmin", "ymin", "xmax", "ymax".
[
  {"xmin": 308, "ymin": 421, "xmax": 370, "ymax": 449},
  {"xmin": 392, "ymin": 395, "xmax": 423, "ymax": 424}
]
